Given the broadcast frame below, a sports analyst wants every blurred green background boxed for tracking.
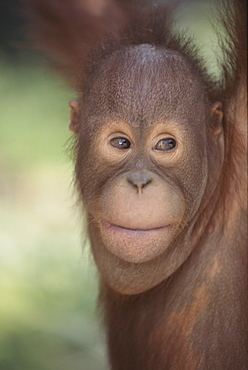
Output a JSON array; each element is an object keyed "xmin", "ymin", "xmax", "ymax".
[
  {"xmin": 0, "ymin": 62, "xmax": 107, "ymax": 369},
  {"xmin": 0, "ymin": 1, "xmax": 219, "ymax": 370}
]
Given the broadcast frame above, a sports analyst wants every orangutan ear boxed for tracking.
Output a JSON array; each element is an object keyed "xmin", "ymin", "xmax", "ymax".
[
  {"xmin": 69, "ymin": 100, "xmax": 80, "ymax": 133},
  {"xmin": 210, "ymin": 101, "xmax": 223, "ymax": 136}
]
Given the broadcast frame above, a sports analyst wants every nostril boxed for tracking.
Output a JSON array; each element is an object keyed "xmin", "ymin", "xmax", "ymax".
[{"xmin": 142, "ymin": 178, "xmax": 152, "ymax": 187}]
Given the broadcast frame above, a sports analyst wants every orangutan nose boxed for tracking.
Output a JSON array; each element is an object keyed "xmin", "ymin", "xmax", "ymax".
[{"xmin": 127, "ymin": 171, "xmax": 153, "ymax": 193}]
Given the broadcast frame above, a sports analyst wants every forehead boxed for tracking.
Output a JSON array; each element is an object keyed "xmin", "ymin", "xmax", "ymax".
[{"xmin": 84, "ymin": 44, "xmax": 206, "ymax": 127}]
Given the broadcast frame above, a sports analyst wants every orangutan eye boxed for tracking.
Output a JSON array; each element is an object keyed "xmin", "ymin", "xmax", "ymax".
[
  {"xmin": 110, "ymin": 137, "xmax": 131, "ymax": 150},
  {"xmin": 154, "ymin": 138, "xmax": 177, "ymax": 151}
]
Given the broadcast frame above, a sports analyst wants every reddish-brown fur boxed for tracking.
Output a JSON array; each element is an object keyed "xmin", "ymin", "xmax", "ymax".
[{"xmin": 26, "ymin": 1, "xmax": 247, "ymax": 368}]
